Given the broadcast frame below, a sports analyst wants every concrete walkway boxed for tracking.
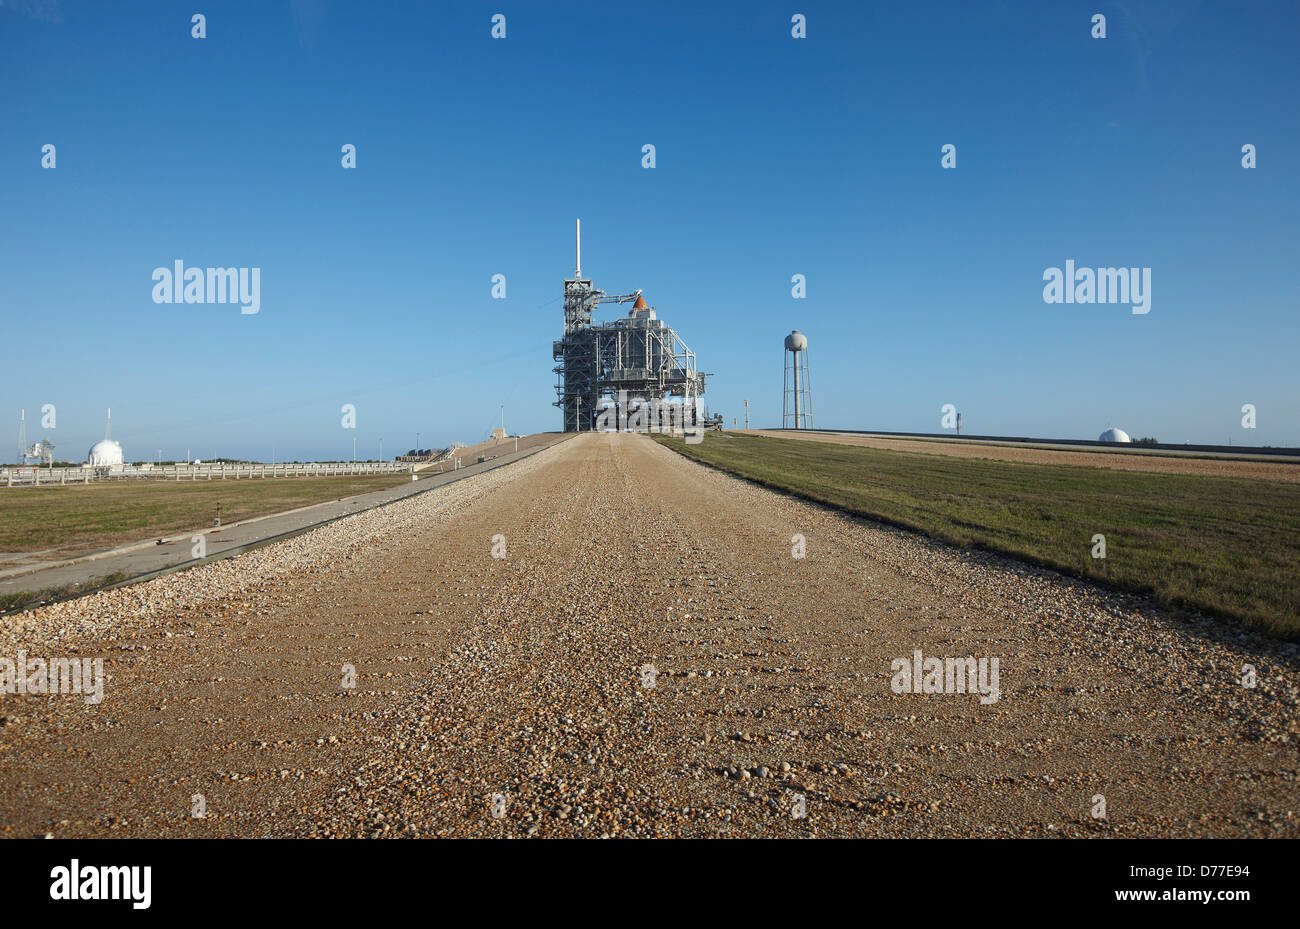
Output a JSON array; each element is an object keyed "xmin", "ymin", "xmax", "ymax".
[{"xmin": 0, "ymin": 432, "xmax": 573, "ymax": 600}]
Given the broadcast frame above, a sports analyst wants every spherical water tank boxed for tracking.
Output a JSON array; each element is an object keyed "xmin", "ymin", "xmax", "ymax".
[
  {"xmin": 784, "ymin": 330, "xmax": 808, "ymax": 352},
  {"xmin": 88, "ymin": 439, "xmax": 124, "ymax": 466},
  {"xmin": 1098, "ymin": 427, "xmax": 1132, "ymax": 443}
]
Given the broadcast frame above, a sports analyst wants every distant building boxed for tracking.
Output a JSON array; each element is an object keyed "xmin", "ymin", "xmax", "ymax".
[
  {"xmin": 553, "ymin": 221, "xmax": 707, "ymax": 432},
  {"xmin": 1098, "ymin": 427, "xmax": 1132, "ymax": 443},
  {"xmin": 24, "ymin": 438, "xmax": 55, "ymax": 466}
]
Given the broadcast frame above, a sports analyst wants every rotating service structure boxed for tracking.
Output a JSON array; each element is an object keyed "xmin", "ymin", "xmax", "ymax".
[{"xmin": 553, "ymin": 220, "xmax": 709, "ymax": 432}]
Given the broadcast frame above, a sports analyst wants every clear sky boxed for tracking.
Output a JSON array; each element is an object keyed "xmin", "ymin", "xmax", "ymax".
[{"xmin": 3, "ymin": 0, "xmax": 1297, "ymax": 462}]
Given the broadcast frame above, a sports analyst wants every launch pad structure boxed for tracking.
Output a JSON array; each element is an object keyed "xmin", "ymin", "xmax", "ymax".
[{"xmin": 553, "ymin": 220, "xmax": 708, "ymax": 432}]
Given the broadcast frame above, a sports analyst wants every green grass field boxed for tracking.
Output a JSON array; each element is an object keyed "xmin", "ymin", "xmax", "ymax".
[
  {"xmin": 0, "ymin": 474, "xmax": 410, "ymax": 559},
  {"xmin": 657, "ymin": 433, "xmax": 1300, "ymax": 639}
]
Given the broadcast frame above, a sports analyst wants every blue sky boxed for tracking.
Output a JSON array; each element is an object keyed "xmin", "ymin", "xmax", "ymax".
[{"xmin": 2, "ymin": 0, "xmax": 1297, "ymax": 461}]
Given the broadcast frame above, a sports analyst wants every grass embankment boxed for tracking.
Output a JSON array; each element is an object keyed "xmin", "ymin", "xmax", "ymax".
[
  {"xmin": 0, "ymin": 474, "xmax": 409, "ymax": 557},
  {"xmin": 656, "ymin": 433, "xmax": 1300, "ymax": 639}
]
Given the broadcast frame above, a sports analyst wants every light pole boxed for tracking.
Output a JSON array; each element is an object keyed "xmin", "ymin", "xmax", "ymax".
[
  {"xmin": 576, "ymin": 397, "xmax": 582, "ymax": 432},
  {"xmin": 352, "ymin": 436, "xmax": 357, "ymax": 462},
  {"xmin": 379, "ymin": 437, "xmax": 383, "ymax": 462}
]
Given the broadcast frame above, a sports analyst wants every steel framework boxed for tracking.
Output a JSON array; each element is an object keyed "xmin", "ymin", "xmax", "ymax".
[
  {"xmin": 783, "ymin": 345, "xmax": 813, "ymax": 429},
  {"xmin": 553, "ymin": 221, "xmax": 708, "ymax": 432}
]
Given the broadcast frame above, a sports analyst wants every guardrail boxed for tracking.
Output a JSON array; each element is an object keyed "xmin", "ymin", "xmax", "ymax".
[{"xmin": 1, "ymin": 461, "xmax": 414, "ymax": 487}]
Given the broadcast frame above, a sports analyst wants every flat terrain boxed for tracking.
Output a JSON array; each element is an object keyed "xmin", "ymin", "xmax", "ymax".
[
  {"xmin": 0, "ymin": 434, "xmax": 574, "ymax": 616},
  {"xmin": 669, "ymin": 433, "xmax": 1300, "ymax": 639},
  {"xmin": 1, "ymin": 433, "xmax": 1295, "ymax": 839},
  {"xmin": 0, "ymin": 474, "xmax": 411, "ymax": 567},
  {"xmin": 747, "ymin": 430, "xmax": 1300, "ymax": 482}
]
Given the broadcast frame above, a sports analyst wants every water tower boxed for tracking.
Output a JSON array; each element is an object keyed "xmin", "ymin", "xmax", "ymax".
[{"xmin": 783, "ymin": 330, "xmax": 813, "ymax": 429}]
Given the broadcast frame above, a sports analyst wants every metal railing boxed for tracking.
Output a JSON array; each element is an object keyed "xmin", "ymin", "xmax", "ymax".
[{"xmin": 2, "ymin": 461, "xmax": 414, "ymax": 487}]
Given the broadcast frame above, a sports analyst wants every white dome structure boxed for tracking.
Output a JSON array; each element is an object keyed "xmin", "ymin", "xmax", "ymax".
[
  {"xmin": 1098, "ymin": 427, "xmax": 1132, "ymax": 443},
  {"xmin": 88, "ymin": 439, "xmax": 124, "ymax": 467}
]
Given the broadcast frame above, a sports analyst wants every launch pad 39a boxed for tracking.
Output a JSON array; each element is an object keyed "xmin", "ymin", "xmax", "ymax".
[{"xmin": 553, "ymin": 220, "xmax": 708, "ymax": 432}]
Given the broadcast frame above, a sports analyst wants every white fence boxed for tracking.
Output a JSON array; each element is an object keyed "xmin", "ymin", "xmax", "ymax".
[{"xmin": 2, "ymin": 461, "xmax": 414, "ymax": 487}]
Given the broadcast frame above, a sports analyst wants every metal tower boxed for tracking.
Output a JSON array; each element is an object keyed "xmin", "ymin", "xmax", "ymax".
[
  {"xmin": 553, "ymin": 220, "xmax": 709, "ymax": 432},
  {"xmin": 783, "ymin": 330, "xmax": 813, "ymax": 429}
]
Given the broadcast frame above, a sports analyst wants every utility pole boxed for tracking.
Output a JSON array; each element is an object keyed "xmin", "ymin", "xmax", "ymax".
[
  {"xmin": 379, "ymin": 437, "xmax": 383, "ymax": 461},
  {"xmin": 500, "ymin": 405, "xmax": 505, "ymax": 434},
  {"xmin": 352, "ymin": 436, "xmax": 357, "ymax": 462},
  {"xmin": 744, "ymin": 399, "xmax": 749, "ymax": 431},
  {"xmin": 576, "ymin": 397, "xmax": 582, "ymax": 432},
  {"xmin": 416, "ymin": 431, "xmax": 420, "ymax": 455}
]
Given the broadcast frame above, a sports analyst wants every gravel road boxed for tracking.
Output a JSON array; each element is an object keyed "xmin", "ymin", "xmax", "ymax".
[{"xmin": 1, "ymin": 433, "xmax": 1295, "ymax": 838}]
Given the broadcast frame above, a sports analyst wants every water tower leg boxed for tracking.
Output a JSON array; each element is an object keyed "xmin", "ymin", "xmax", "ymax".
[{"xmin": 792, "ymin": 352, "xmax": 802, "ymax": 429}]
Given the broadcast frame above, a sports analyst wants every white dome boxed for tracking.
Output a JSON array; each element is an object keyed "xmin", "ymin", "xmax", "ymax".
[
  {"xmin": 784, "ymin": 330, "xmax": 808, "ymax": 352},
  {"xmin": 88, "ymin": 439, "xmax": 124, "ymax": 466},
  {"xmin": 1098, "ymin": 427, "xmax": 1132, "ymax": 443}
]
